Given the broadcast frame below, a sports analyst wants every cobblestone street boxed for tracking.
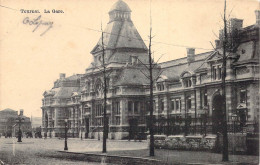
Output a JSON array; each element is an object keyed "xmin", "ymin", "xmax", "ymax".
[
  {"xmin": 0, "ymin": 138, "xmax": 119, "ymax": 164},
  {"xmin": 0, "ymin": 137, "xmax": 258, "ymax": 165}
]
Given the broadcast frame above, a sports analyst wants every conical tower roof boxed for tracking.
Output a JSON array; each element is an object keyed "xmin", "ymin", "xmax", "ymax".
[{"xmin": 91, "ymin": 0, "xmax": 147, "ymax": 54}]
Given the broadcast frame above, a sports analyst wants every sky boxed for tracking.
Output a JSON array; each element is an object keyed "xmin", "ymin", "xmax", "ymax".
[{"xmin": 0, "ymin": 0, "xmax": 259, "ymax": 117}]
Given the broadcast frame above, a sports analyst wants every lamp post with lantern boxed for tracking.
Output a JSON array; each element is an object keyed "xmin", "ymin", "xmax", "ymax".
[
  {"xmin": 16, "ymin": 115, "xmax": 24, "ymax": 142},
  {"xmin": 64, "ymin": 119, "xmax": 68, "ymax": 151}
]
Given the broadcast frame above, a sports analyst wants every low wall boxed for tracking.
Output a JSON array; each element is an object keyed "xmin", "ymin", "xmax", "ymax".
[{"xmin": 147, "ymin": 135, "xmax": 217, "ymax": 151}]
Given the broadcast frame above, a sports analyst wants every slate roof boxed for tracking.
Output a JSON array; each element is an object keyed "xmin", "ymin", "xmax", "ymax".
[
  {"xmin": 91, "ymin": 0, "xmax": 147, "ymax": 53},
  {"xmin": 53, "ymin": 87, "xmax": 80, "ymax": 99},
  {"xmin": 92, "ymin": 21, "xmax": 147, "ymax": 52},
  {"xmin": 115, "ymin": 67, "xmax": 160, "ymax": 86},
  {"xmin": 1, "ymin": 108, "xmax": 17, "ymax": 112},
  {"xmin": 44, "ymin": 74, "xmax": 81, "ymax": 99},
  {"xmin": 234, "ymin": 41, "xmax": 259, "ymax": 65},
  {"xmin": 63, "ymin": 74, "xmax": 82, "ymax": 81},
  {"xmin": 159, "ymin": 51, "xmax": 213, "ymax": 80}
]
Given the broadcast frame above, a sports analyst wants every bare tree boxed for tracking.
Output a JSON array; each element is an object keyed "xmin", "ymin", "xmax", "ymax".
[
  {"xmin": 101, "ymin": 25, "xmax": 108, "ymax": 153},
  {"xmin": 148, "ymin": 20, "xmax": 155, "ymax": 156},
  {"xmin": 221, "ymin": 0, "xmax": 229, "ymax": 161}
]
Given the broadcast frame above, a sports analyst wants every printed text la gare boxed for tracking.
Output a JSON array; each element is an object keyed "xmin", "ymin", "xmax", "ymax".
[{"xmin": 44, "ymin": 9, "xmax": 64, "ymax": 13}]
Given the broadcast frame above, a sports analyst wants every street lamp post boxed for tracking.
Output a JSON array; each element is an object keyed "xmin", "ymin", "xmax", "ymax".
[
  {"xmin": 64, "ymin": 119, "xmax": 68, "ymax": 151},
  {"xmin": 16, "ymin": 116, "xmax": 24, "ymax": 142},
  {"xmin": 98, "ymin": 124, "xmax": 100, "ymax": 141},
  {"xmin": 80, "ymin": 120, "xmax": 83, "ymax": 140}
]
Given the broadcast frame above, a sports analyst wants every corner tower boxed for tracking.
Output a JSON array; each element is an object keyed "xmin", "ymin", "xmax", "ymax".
[{"xmin": 89, "ymin": 0, "xmax": 148, "ymax": 68}]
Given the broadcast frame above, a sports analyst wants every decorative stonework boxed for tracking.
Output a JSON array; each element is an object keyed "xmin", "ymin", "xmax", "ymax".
[
  {"xmin": 149, "ymin": 135, "xmax": 217, "ymax": 151},
  {"xmin": 236, "ymin": 67, "xmax": 249, "ymax": 75}
]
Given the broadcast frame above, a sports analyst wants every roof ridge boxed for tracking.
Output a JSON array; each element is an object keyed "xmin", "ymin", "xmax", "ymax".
[{"xmin": 159, "ymin": 51, "xmax": 213, "ymax": 65}]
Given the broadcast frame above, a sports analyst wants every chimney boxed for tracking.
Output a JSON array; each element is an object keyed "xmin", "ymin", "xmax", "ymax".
[
  {"xmin": 60, "ymin": 73, "xmax": 66, "ymax": 79},
  {"xmin": 255, "ymin": 10, "xmax": 260, "ymax": 25},
  {"xmin": 187, "ymin": 48, "xmax": 195, "ymax": 64},
  {"xmin": 230, "ymin": 18, "xmax": 243, "ymax": 31},
  {"xmin": 215, "ymin": 40, "xmax": 221, "ymax": 49},
  {"xmin": 20, "ymin": 109, "xmax": 24, "ymax": 116}
]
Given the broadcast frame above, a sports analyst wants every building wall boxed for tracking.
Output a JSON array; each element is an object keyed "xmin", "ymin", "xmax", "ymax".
[{"xmin": 41, "ymin": 1, "xmax": 259, "ymax": 139}]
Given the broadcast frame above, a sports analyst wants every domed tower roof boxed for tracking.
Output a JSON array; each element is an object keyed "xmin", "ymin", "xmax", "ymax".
[{"xmin": 109, "ymin": 0, "xmax": 131, "ymax": 13}]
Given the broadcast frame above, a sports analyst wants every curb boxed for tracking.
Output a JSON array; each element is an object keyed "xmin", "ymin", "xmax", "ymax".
[{"xmin": 58, "ymin": 150, "xmax": 163, "ymax": 165}]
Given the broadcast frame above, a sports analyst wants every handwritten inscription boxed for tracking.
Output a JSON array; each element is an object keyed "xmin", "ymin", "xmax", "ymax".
[{"xmin": 23, "ymin": 15, "xmax": 53, "ymax": 36}]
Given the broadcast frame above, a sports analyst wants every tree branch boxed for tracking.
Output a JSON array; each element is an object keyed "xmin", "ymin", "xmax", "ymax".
[{"xmin": 139, "ymin": 69, "xmax": 151, "ymax": 80}]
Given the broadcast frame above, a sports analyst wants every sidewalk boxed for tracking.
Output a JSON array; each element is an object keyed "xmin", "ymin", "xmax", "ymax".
[{"xmin": 59, "ymin": 148, "xmax": 259, "ymax": 165}]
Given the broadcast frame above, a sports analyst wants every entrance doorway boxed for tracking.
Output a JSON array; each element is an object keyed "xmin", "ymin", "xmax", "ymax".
[{"xmin": 212, "ymin": 93, "xmax": 224, "ymax": 134}]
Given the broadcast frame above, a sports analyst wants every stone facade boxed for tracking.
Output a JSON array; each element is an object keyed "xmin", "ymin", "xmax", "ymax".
[
  {"xmin": 41, "ymin": 0, "xmax": 259, "ymax": 139},
  {"xmin": 0, "ymin": 109, "xmax": 31, "ymax": 137}
]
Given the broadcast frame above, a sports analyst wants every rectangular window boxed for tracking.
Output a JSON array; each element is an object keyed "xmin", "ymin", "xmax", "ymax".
[
  {"xmin": 95, "ymin": 104, "xmax": 103, "ymax": 117},
  {"xmin": 117, "ymin": 102, "xmax": 120, "ymax": 115},
  {"xmin": 113, "ymin": 102, "xmax": 120, "ymax": 115},
  {"xmin": 128, "ymin": 101, "xmax": 132, "ymax": 113},
  {"xmin": 217, "ymin": 66, "xmax": 222, "ymax": 80},
  {"xmin": 159, "ymin": 99, "xmax": 164, "ymax": 113},
  {"xmin": 116, "ymin": 116, "xmax": 120, "ymax": 125},
  {"xmin": 176, "ymin": 99, "xmax": 180, "ymax": 110},
  {"xmin": 213, "ymin": 66, "xmax": 217, "ymax": 80},
  {"xmin": 187, "ymin": 96, "xmax": 192, "ymax": 110},
  {"xmin": 202, "ymin": 90, "xmax": 208, "ymax": 107},
  {"xmin": 134, "ymin": 101, "xmax": 139, "ymax": 114},
  {"xmin": 170, "ymin": 99, "xmax": 175, "ymax": 110},
  {"xmin": 204, "ymin": 93, "xmax": 208, "ymax": 106},
  {"xmin": 180, "ymin": 100, "xmax": 182, "ymax": 111},
  {"xmin": 240, "ymin": 89, "xmax": 247, "ymax": 103}
]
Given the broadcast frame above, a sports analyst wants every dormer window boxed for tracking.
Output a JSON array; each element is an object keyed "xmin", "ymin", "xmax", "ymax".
[
  {"xmin": 181, "ymin": 72, "xmax": 193, "ymax": 88},
  {"xmin": 212, "ymin": 65, "xmax": 222, "ymax": 80},
  {"xmin": 183, "ymin": 78, "xmax": 192, "ymax": 87},
  {"xmin": 157, "ymin": 83, "xmax": 164, "ymax": 91}
]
